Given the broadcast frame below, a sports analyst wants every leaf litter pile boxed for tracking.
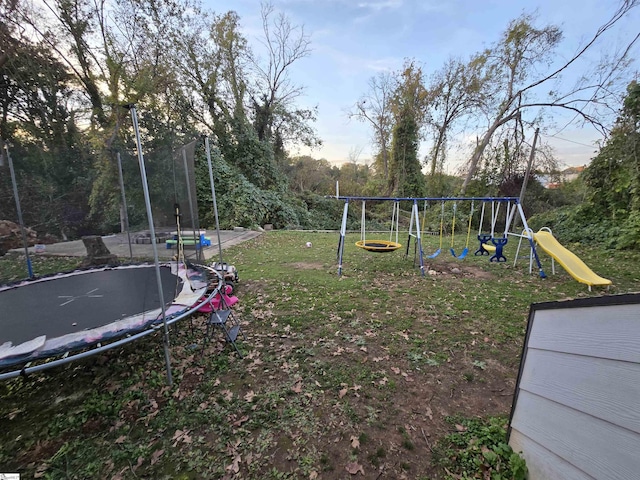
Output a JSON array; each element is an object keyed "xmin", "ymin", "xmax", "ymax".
[{"xmin": 0, "ymin": 231, "xmax": 633, "ymax": 479}]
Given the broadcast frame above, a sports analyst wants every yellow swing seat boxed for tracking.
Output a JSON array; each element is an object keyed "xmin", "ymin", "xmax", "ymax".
[
  {"xmin": 482, "ymin": 242, "xmax": 496, "ymax": 252},
  {"xmin": 356, "ymin": 240, "xmax": 402, "ymax": 253}
]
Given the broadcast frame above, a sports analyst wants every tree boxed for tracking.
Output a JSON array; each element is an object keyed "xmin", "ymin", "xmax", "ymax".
[
  {"xmin": 0, "ymin": 0, "xmax": 98, "ymax": 238},
  {"xmin": 584, "ymin": 81, "xmax": 640, "ymax": 219},
  {"xmin": 535, "ymin": 80, "xmax": 640, "ymax": 249},
  {"xmin": 250, "ymin": 2, "xmax": 320, "ymax": 152},
  {"xmin": 460, "ymin": 2, "xmax": 640, "ymax": 193},
  {"xmin": 1, "ymin": 0, "xmax": 326, "ymax": 236},
  {"xmin": 426, "ymin": 56, "xmax": 488, "ymax": 177},
  {"xmin": 469, "ymin": 122, "xmax": 557, "ymax": 198},
  {"xmin": 349, "ymin": 72, "xmax": 394, "ymax": 181},
  {"xmin": 388, "ymin": 60, "xmax": 429, "ymax": 197},
  {"xmin": 288, "ymin": 156, "xmax": 336, "ymax": 194},
  {"xmin": 0, "ymin": 0, "xmax": 20, "ymax": 70},
  {"xmin": 175, "ymin": 4, "xmax": 318, "ymax": 189}
]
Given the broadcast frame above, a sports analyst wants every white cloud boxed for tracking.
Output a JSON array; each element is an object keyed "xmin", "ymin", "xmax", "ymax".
[
  {"xmin": 357, "ymin": 0, "xmax": 403, "ymax": 11},
  {"xmin": 314, "ymin": 44, "xmax": 401, "ymax": 76}
]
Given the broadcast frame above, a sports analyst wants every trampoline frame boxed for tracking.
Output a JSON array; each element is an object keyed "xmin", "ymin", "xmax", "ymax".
[{"xmin": 0, "ymin": 263, "xmax": 223, "ymax": 381}]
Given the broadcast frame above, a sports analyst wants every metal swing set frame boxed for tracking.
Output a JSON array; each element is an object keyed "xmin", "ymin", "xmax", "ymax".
[{"xmin": 336, "ymin": 195, "xmax": 546, "ymax": 278}]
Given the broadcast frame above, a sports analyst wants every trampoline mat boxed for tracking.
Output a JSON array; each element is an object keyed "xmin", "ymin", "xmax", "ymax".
[{"xmin": 1, "ymin": 266, "xmax": 181, "ymax": 345}]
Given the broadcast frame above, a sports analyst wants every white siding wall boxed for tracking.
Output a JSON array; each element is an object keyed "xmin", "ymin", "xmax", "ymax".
[{"xmin": 509, "ymin": 301, "xmax": 640, "ymax": 480}]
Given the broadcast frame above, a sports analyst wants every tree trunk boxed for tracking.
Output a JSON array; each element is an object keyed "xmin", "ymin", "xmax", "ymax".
[
  {"xmin": 381, "ymin": 144, "xmax": 389, "ymax": 180},
  {"xmin": 430, "ymin": 125, "xmax": 447, "ymax": 176}
]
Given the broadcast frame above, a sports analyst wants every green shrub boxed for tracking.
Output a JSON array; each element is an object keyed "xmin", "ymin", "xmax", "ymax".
[
  {"xmin": 529, "ymin": 202, "xmax": 640, "ymax": 250},
  {"xmin": 432, "ymin": 416, "xmax": 527, "ymax": 480}
]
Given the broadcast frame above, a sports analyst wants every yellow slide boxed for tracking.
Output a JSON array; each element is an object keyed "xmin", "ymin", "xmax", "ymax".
[{"xmin": 533, "ymin": 230, "xmax": 612, "ymax": 289}]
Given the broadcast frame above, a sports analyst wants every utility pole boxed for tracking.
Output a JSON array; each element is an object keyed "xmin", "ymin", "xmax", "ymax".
[{"xmin": 519, "ymin": 128, "xmax": 540, "ymax": 203}]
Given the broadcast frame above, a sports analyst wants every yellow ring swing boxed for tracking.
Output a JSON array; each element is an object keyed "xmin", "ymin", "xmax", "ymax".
[{"xmin": 355, "ymin": 200, "xmax": 402, "ymax": 253}]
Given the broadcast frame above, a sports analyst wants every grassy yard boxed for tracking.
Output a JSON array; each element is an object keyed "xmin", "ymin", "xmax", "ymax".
[{"xmin": 1, "ymin": 231, "xmax": 639, "ymax": 479}]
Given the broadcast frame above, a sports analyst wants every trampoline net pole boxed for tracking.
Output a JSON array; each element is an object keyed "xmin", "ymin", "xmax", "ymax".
[
  {"xmin": 205, "ymin": 137, "xmax": 224, "ymax": 265},
  {"xmin": 4, "ymin": 144, "xmax": 33, "ymax": 278},
  {"xmin": 130, "ymin": 105, "xmax": 173, "ymax": 387},
  {"xmin": 182, "ymin": 146, "xmax": 201, "ymax": 263},
  {"xmin": 116, "ymin": 151, "xmax": 133, "ymax": 261}
]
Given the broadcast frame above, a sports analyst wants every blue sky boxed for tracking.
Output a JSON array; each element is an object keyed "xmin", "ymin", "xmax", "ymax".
[{"xmin": 203, "ymin": 0, "xmax": 640, "ymax": 170}]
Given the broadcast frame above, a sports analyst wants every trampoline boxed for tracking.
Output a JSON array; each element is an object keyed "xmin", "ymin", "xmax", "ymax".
[{"xmin": 0, "ymin": 263, "xmax": 217, "ymax": 378}]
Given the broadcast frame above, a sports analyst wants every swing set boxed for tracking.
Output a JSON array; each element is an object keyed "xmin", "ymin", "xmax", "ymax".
[{"xmin": 335, "ymin": 195, "xmax": 545, "ymax": 277}]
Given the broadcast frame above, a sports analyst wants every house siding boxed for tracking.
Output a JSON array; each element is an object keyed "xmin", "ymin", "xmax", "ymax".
[{"xmin": 508, "ymin": 295, "xmax": 640, "ymax": 480}]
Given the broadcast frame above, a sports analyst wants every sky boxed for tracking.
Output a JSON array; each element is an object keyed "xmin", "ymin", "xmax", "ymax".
[{"xmin": 203, "ymin": 0, "xmax": 640, "ymax": 170}]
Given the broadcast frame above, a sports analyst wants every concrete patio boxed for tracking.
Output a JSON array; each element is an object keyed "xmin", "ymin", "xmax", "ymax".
[{"xmin": 10, "ymin": 229, "xmax": 263, "ymax": 261}]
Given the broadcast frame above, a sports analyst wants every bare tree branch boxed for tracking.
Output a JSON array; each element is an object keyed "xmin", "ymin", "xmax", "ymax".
[
  {"xmin": 459, "ymin": 2, "xmax": 639, "ymax": 194},
  {"xmin": 348, "ymin": 72, "xmax": 394, "ymax": 179}
]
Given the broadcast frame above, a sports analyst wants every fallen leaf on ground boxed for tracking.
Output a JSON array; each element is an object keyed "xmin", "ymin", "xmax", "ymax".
[
  {"xmin": 150, "ymin": 449, "xmax": 164, "ymax": 465},
  {"xmin": 222, "ymin": 390, "xmax": 233, "ymax": 401},
  {"xmin": 173, "ymin": 428, "xmax": 193, "ymax": 444},
  {"xmin": 350, "ymin": 435, "xmax": 360, "ymax": 449},
  {"xmin": 226, "ymin": 454, "xmax": 241, "ymax": 473},
  {"xmin": 345, "ymin": 461, "xmax": 365, "ymax": 475},
  {"xmin": 233, "ymin": 415, "xmax": 249, "ymax": 427},
  {"xmin": 244, "ymin": 390, "xmax": 256, "ymax": 402},
  {"xmin": 338, "ymin": 388, "xmax": 348, "ymax": 398}
]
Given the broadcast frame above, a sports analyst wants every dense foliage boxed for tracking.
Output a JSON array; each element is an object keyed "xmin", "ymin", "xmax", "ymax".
[
  {"xmin": 530, "ymin": 81, "xmax": 640, "ymax": 249},
  {"xmin": 1, "ymin": 1, "xmax": 639, "ymax": 249},
  {"xmin": 0, "ymin": 0, "xmax": 325, "ymax": 238}
]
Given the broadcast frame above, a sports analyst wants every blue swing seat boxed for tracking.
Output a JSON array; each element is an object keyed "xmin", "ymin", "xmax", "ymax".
[{"xmin": 450, "ymin": 247, "xmax": 469, "ymax": 260}]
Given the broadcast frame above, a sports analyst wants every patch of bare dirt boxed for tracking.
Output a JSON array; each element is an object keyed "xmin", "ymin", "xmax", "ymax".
[
  {"xmin": 287, "ymin": 262, "xmax": 325, "ymax": 270},
  {"xmin": 304, "ymin": 353, "xmax": 515, "ymax": 479},
  {"xmin": 424, "ymin": 258, "xmax": 495, "ymax": 280}
]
